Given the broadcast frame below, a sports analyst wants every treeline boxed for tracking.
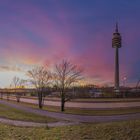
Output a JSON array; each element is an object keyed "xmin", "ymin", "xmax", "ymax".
[{"xmin": 10, "ymin": 60, "xmax": 83, "ymax": 112}]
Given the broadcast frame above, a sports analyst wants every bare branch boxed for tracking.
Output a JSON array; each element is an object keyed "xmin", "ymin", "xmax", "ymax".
[
  {"xmin": 27, "ymin": 65, "xmax": 51, "ymax": 109},
  {"xmin": 53, "ymin": 60, "xmax": 83, "ymax": 111}
]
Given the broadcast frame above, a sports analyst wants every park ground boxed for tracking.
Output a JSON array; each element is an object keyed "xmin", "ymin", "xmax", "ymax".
[
  {"xmin": 0, "ymin": 120, "xmax": 139, "ymax": 140},
  {"xmin": 0, "ymin": 98, "xmax": 139, "ymax": 139}
]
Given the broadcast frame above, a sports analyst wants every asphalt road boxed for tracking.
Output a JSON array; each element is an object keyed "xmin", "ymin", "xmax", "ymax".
[{"xmin": 3, "ymin": 96, "xmax": 140, "ymax": 109}]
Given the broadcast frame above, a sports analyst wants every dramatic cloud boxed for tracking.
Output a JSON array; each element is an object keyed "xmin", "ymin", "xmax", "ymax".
[
  {"xmin": 0, "ymin": 0, "xmax": 139, "ymax": 87},
  {"xmin": 0, "ymin": 65, "xmax": 22, "ymax": 72}
]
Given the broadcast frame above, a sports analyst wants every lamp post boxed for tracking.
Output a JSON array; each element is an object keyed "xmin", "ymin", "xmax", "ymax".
[
  {"xmin": 122, "ymin": 77, "xmax": 127, "ymax": 98},
  {"xmin": 123, "ymin": 77, "xmax": 127, "ymax": 87},
  {"xmin": 112, "ymin": 23, "xmax": 122, "ymax": 94}
]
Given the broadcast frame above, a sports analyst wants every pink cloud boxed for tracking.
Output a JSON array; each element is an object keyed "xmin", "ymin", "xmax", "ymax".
[{"xmin": 0, "ymin": 1, "xmax": 139, "ymax": 87}]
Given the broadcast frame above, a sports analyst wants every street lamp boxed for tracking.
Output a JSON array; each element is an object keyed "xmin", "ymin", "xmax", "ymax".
[
  {"xmin": 123, "ymin": 77, "xmax": 127, "ymax": 87},
  {"xmin": 122, "ymin": 76, "xmax": 127, "ymax": 98}
]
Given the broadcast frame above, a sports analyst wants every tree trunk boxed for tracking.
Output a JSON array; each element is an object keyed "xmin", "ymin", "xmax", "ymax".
[
  {"xmin": 38, "ymin": 92, "xmax": 43, "ymax": 109},
  {"xmin": 16, "ymin": 93, "xmax": 20, "ymax": 102},
  {"xmin": 61, "ymin": 100, "xmax": 65, "ymax": 112},
  {"xmin": 39, "ymin": 99, "xmax": 42, "ymax": 109},
  {"xmin": 7, "ymin": 93, "xmax": 9, "ymax": 101},
  {"xmin": 61, "ymin": 93, "xmax": 65, "ymax": 112},
  {"xmin": 17, "ymin": 97, "xmax": 20, "ymax": 102},
  {"xmin": 1, "ymin": 93, "xmax": 3, "ymax": 99}
]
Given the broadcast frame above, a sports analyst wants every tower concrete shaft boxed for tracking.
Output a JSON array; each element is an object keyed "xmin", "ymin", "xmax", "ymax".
[{"xmin": 115, "ymin": 47, "xmax": 119, "ymax": 90}]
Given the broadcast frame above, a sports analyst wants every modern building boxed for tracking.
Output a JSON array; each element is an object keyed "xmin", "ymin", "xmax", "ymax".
[{"xmin": 112, "ymin": 23, "xmax": 122, "ymax": 93}]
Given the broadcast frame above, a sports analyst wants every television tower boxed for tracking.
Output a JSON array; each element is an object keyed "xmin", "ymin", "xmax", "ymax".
[{"xmin": 112, "ymin": 23, "xmax": 122, "ymax": 92}]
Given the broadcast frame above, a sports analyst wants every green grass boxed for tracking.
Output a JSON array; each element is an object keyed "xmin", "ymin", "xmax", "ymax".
[
  {"xmin": 36, "ymin": 104, "xmax": 140, "ymax": 116},
  {"xmin": 7, "ymin": 100, "xmax": 140, "ymax": 116},
  {"xmin": 0, "ymin": 104, "xmax": 57, "ymax": 123},
  {"xmin": 0, "ymin": 120, "xmax": 139, "ymax": 140},
  {"xmin": 20, "ymin": 96, "xmax": 140, "ymax": 102},
  {"xmin": 39, "ymin": 106, "xmax": 140, "ymax": 116},
  {"xmin": 72, "ymin": 97, "xmax": 140, "ymax": 102},
  {"xmin": 64, "ymin": 107, "xmax": 140, "ymax": 115}
]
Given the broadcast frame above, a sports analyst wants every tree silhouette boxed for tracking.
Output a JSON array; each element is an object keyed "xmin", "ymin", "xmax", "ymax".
[
  {"xmin": 11, "ymin": 76, "xmax": 26, "ymax": 102},
  {"xmin": 54, "ymin": 60, "xmax": 83, "ymax": 112},
  {"xmin": 27, "ymin": 66, "xmax": 51, "ymax": 109}
]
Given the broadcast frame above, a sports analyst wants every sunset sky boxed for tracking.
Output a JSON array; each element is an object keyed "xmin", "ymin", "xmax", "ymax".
[{"xmin": 0, "ymin": 0, "xmax": 140, "ymax": 87}]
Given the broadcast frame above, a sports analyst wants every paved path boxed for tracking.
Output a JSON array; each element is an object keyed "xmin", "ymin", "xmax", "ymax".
[
  {"xmin": 2, "ymin": 96, "xmax": 140, "ymax": 109},
  {"xmin": 0, "ymin": 100, "xmax": 140, "ymax": 123},
  {"xmin": 0, "ymin": 117, "xmax": 79, "ymax": 127}
]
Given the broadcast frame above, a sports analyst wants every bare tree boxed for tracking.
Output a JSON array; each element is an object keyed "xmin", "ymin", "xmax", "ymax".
[
  {"xmin": 27, "ymin": 66, "xmax": 51, "ymax": 109},
  {"xmin": 0, "ymin": 92, "xmax": 3, "ymax": 99},
  {"xmin": 54, "ymin": 60, "xmax": 83, "ymax": 112},
  {"xmin": 11, "ymin": 76, "xmax": 26, "ymax": 102},
  {"xmin": 0, "ymin": 89, "xmax": 5, "ymax": 100},
  {"xmin": 5, "ymin": 88, "xmax": 10, "ymax": 101}
]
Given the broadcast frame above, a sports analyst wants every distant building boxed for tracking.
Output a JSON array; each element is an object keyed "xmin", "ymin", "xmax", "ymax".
[{"xmin": 89, "ymin": 88, "xmax": 102, "ymax": 97}]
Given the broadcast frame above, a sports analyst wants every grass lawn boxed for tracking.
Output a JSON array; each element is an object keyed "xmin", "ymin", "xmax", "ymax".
[
  {"xmin": 6, "ymin": 100, "xmax": 140, "ymax": 116},
  {"xmin": 0, "ymin": 120, "xmax": 139, "ymax": 140},
  {"xmin": 17, "ymin": 96, "xmax": 140, "ymax": 102},
  {"xmin": 0, "ymin": 104, "xmax": 57, "ymax": 123},
  {"xmin": 72, "ymin": 97, "xmax": 140, "ymax": 102}
]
